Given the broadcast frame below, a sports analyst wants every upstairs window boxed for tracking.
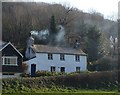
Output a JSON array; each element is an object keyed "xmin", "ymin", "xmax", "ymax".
[
  {"xmin": 48, "ymin": 53, "xmax": 53, "ymax": 60},
  {"xmin": 2, "ymin": 56, "xmax": 17, "ymax": 65},
  {"xmin": 60, "ymin": 54, "xmax": 65, "ymax": 61},
  {"xmin": 75, "ymin": 55, "xmax": 80, "ymax": 62}
]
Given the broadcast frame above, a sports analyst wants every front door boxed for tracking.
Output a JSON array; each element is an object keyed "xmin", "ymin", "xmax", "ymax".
[
  {"xmin": 60, "ymin": 67, "xmax": 65, "ymax": 73},
  {"xmin": 31, "ymin": 64, "xmax": 36, "ymax": 77}
]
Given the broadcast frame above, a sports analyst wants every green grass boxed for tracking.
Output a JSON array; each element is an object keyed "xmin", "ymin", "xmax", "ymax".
[
  {"xmin": 2, "ymin": 92, "xmax": 120, "ymax": 95},
  {"xmin": 2, "ymin": 83, "xmax": 120, "ymax": 94},
  {"xmin": 2, "ymin": 87, "xmax": 120, "ymax": 95}
]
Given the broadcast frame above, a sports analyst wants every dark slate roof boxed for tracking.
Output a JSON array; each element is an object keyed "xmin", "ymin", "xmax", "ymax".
[
  {"xmin": 0, "ymin": 41, "xmax": 23, "ymax": 57},
  {"xmin": 32, "ymin": 45, "xmax": 87, "ymax": 55}
]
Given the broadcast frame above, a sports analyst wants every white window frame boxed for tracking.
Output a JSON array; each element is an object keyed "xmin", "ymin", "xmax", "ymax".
[
  {"xmin": 60, "ymin": 67, "xmax": 65, "ymax": 73},
  {"xmin": 75, "ymin": 55, "xmax": 80, "ymax": 62},
  {"xmin": 2, "ymin": 56, "xmax": 18, "ymax": 66},
  {"xmin": 60, "ymin": 54, "xmax": 65, "ymax": 61},
  {"xmin": 48, "ymin": 53, "xmax": 53, "ymax": 60},
  {"xmin": 51, "ymin": 66, "xmax": 56, "ymax": 72}
]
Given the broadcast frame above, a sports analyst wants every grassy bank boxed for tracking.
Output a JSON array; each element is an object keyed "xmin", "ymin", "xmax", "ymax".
[
  {"xmin": 2, "ymin": 88, "xmax": 120, "ymax": 95},
  {"xmin": 2, "ymin": 92, "xmax": 120, "ymax": 95}
]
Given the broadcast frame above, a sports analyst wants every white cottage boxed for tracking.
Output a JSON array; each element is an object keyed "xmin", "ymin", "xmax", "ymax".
[{"xmin": 25, "ymin": 43, "xmax": 87, "ymax": 75}]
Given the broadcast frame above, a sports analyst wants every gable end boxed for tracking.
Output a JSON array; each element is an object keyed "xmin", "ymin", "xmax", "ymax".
[{"xmin": 1, "ymin": 42, "xmax": 23, "ymax": 57}]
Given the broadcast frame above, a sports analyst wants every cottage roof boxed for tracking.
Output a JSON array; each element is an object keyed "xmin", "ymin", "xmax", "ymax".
[{"xmin": 32, "ymin": 45, "xmax": 87, "ymax": 55}]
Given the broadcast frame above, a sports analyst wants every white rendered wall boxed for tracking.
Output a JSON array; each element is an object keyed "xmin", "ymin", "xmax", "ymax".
[{"xmin": 25, "ymin": 53, "xmax": 87, "ymax": 74}]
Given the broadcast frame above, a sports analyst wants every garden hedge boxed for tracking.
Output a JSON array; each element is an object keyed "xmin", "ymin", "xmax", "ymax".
[{"xmin": 2, "ymin": 70, "xmax": 120, "ymax": 93}]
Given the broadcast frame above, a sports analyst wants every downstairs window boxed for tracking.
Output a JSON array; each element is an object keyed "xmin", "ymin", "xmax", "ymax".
[{"xmin": 2, "ymin": 56, "xmax": 17, "ymax": 65}]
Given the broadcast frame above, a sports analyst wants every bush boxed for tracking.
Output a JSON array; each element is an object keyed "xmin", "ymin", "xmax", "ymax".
[
  {"xmin": 96, "ymin": 56, "xmax": 117, "ymax": 71},
  {"xmin": 2, "ymin": 70, "xmax": 119, "ymax": 93},
  {"xmin": 88, "ymin": 56, "xmax": 118, "ymax": 71},
  {"xmin": 20, "ymin": 73, "xmax": 30, "ymax": 77},
  {"xmin": 35, "ymin": 70, "xmax": 67, "ymax": 77},
  {"xmin": 54, "ymin": 71, "xmax": 119, "ymax": 89},
  {"xmin": 35, "ymin": 70, "xmax": 54, "ymax": 76}
]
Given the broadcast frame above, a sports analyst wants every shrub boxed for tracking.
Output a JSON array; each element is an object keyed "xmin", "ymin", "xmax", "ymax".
[
  {"xmin": 2, "ymin": 70, "xmax": 119, "ymax": 93},
  {"xmin": 35, "ymin": 70, "xmax": 53, "ymax": 76},
  {"xmin": 96, "ymin": 56, "xmax": 117, "ymax": 71},
  {"xmin": 88, "ymin": 56, "xmax": 118, "ymax": 71},
  {"xmin": 20, "ymin": 73, "xmax": 30, "ymax": 77},
  {"xmin": 54, "ymin": 71, "xmax": 119, "ymax": 89},
  {"xmin": 35, "ymin": 70, "xmax": 67, "ymax": 77}
]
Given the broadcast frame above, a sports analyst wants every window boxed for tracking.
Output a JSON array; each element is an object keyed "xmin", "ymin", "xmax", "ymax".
[
  {"xmin": 76, "ymin": 67, "xmax": 80, "ymax": 72},
  {"xmin": 2, "ymin": 56, "xmax": 17, "ymax": 65},
  {"xmin": 75, "ymin": 55, "xmax": 80, "ymax": 62},
  {"xmin": 3, "ymin": 73, "xmax": 14, "ymax": 75},
  {"xmin": 51, "ymin": 66, "xmax": 56, "ymax": 72},
  {"xmin": 60, "ymin": 54, "xmax": 65, "ymax": 61},
  {"xmin": 48, "ymin": 53, "xmax": 53, "ymax": 60},
  {"xmin": 60, "ymin": 67, "xmax": 65, "ymax": 73}
]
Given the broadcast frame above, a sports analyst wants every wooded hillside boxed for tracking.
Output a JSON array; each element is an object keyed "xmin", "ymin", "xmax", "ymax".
[
  {"xmin": 2, "ymin": 2, "xmax": 118, "ymax": 71},
  {"xmin": 2, "ymin": 2, "xmax": 117, "ymax": 46}
]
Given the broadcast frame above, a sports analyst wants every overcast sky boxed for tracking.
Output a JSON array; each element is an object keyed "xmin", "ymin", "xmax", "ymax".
[{"xmin": 2, "ymin": 0, "xmax": 120, "ymax": 20}]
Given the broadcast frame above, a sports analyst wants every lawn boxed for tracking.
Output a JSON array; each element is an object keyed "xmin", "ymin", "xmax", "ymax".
[
  {"xmin": 2, "ymin": 88, "xmax": 120, "ymax": 95},
  {"xmin": 2, "ymin": 92, "xmax": 120, "ymax": 95}
]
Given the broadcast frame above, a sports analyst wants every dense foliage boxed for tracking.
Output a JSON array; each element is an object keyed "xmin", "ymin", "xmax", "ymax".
[
  {"xmin": 2, "ymin": 71, "xmax": 119, "ymax": 93},
  {"xmin": 86, "ymin": 26, "xmax": 101, "ymax": 62}
]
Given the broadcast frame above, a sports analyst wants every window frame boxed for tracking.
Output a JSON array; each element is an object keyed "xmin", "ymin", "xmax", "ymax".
[
  {"xmin": 60, "ymin": 54, "xmax": 65, "ymax": 61},
  {"xmin": 75, "ymin": 55, "xmax": 80, "ymax": 62},
  {"xmin": 2, "ymin": 56, "xmax": 18, "ymax": 66},
  {"xmin": 60, "ymin": 67, "xmax": 65, "ymax": 73},
  {"xmin": 51, "ymin": 66, "xmax": 56, "ymax": 72},
  {"xmin": 48, "ymin": 53, "xmax": 53, "ymax": 60}
]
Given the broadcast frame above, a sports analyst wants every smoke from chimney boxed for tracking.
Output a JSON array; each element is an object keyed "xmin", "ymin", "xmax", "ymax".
[
  {"xmin": 30, "ymin": 29, "xmax": 49, "ymax": 40},
  {"xmin": 56, "ymin": 25, "xmax": 65, "ymax": 43},
  {"xmin": 29, "ymin": 25, "xmax": 65, "ymax": 46}
]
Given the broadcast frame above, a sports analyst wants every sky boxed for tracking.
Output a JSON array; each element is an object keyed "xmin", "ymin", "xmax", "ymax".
[{"xmin": 32, "ymin": 0, "xmax": 119, "ymax": 21}]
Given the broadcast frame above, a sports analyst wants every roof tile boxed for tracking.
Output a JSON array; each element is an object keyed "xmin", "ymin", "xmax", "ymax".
[{"xmin": 32, "ymin": 45, "xmax": 87, "ymax": 55}]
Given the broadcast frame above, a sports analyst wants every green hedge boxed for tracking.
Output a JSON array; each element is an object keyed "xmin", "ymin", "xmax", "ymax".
[
  {"xmin": 2, "ymin": 71, "xmax": 120, "ymax": 93},
  {"xmin": 54, "ymin": 71, "xmax": 119, "ymax": 89},
  {"xmin": 35, "ymin": 70, "xmax": 66, "ymax": 77}
]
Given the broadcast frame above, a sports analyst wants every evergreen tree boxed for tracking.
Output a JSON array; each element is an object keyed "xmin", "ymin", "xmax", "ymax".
[
  {"xmin": 49, "ymin": 15, "xmax": 57, "ymax": 45},
  {"xmin": 86, "ymin": 26, "xmax": 101, "ymax": 62},
  {"xmin": 50, "ymin": 15, "xmax": 57, "ymax": 34}
]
